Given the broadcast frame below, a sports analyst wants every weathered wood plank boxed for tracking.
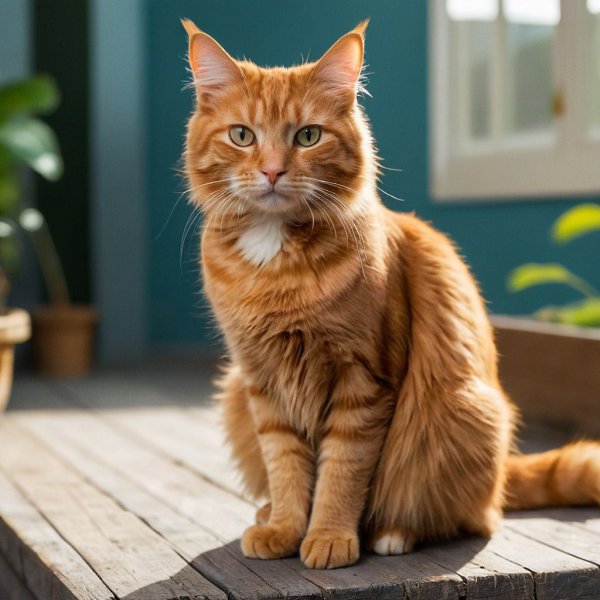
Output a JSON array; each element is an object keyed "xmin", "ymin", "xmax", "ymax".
[
  {"xmin": 227, "ymin": 542, "xmax": 323, "ymax": 600},
  {"xmin": 505, "ymin": 512, "xmax": 600, "ymax": 566},
  {"xmin": 13, "ymin": 408, "xmax": 323, "ymax": 600},
  {"xmin": 10, "ymin": 377, "xmax": 600, "ymax": 600},
  {"xmin": 61, "ymin": 376, "xmax": 245, "ymax": 497},
  {"xmin": 507, "ymin": 507, "xmax": 600, "ymax": 537},
  {"xmin": 12, "ymin": 410, "xmax": 223, "ymax": 560},
  {"xmin": 192, "ymin": 544, "xmax": 282, "ymax": 600},
  {"xmin": 420, "ymin": 536, "xmax": 534, "ymax": 599},
  {"xmin": 286, "ymin": 550, "xmax": 465, "ymax": 600},
  {"xmin": 0, "ymin": 470, "xmax": 115, "ymax": 600},
  {"xmin": 20, "ymin": 409, "xmax": 253, "ymax": 542},
  {"xmin": 0, "ymin": 550, "xmax": 37, "ymax": 600},
  {"xmin": 0, "ymin": 419, "xmax": 226, "ymax": 600},
  {"xmin": 484, "ymin": 526, "xmax": 600, "ymax": 599},
  {"xmin": 102, "ymin": 405, "xmax": 244, "ymax": 498}
]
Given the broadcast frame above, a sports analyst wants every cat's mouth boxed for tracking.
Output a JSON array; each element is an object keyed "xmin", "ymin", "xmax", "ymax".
[{"xmin": 252, "ymin": 190, "xmax": 294, "ymax": 213}]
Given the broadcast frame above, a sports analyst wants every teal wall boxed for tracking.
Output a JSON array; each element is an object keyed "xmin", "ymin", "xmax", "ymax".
[{"xmin": 146, "ymin": 0, "xmax": 600, "ymax": 344}]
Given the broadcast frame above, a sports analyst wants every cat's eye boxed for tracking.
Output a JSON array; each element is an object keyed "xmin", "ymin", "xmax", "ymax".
[
  {"xmin": 295, "ymin": 125, "xmax": 321, "ymax": 147},
  {"xmin": 229, "ymin": 125, "xmax": 255, "ymax": 147}
]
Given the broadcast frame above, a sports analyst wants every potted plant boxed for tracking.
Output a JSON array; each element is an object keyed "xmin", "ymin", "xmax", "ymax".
[
  {"xmin": 20, "ymin": 207, "xmax": 97, "ymax": 378},
  {"xmin": 493, "ymin": 204, "xmax": 600, "ymax": 436},
  {"xmin": 0, "ymin": 76, "xmax": 96, "ymax": 398},
  {"xmin": 0, "ymin": 74, "xmax": 67, "ymax": 409}
]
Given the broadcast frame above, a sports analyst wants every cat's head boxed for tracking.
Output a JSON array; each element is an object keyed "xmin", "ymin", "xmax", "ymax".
[{"xmin": 183, "ymin": 20, "xmax": 376, "ymax": 223}]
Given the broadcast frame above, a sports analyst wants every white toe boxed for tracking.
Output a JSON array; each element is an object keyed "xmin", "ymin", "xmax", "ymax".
[{"xmin": 373, "ymin": 532, "xmax": 406, "ymax": 555}]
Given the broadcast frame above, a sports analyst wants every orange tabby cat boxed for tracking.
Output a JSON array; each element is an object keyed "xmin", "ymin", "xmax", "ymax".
[{"xmin": 182, "ymin": 19, "xmax": 600, "ymax": 569}]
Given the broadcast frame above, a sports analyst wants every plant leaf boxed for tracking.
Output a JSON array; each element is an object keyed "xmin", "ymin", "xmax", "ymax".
[
  {"xmin": 536, "ymin": 298, "xmax": 600, "ymax": 328},
  {"xmin": 507, "ymin": 263, "xmax": 598, "ymax": 297},
  {"xmin": 0, "ymin": 117, "xmax": 63, "ymax": 181},
  {"xmin": 0, "ymin": 171, "xmax": 20, "ymax": 214},
  {"xmin": 551, "ymin": 203, "xmax": 600, "ymax": 244},
  {"xmin": 0, "ymin": 75, "xmax": 60, "ymax": 123}
]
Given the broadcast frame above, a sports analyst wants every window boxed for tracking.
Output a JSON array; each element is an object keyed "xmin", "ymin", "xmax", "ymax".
[{"xmin": 430, "ymin": 0, "xmax": 600, "ymax": 200}]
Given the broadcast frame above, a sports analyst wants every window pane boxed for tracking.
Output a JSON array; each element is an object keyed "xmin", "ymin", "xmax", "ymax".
[
  {"xmin": 588, "ymin": 6, "xmax": 600, "ymax": 129},
  {"xmin": 588, "ymin": 0, "xmax": 600, "ymax": 15},
  {"xmin": 446, "ymin": 0, "xmax": 498, "ymax": 22},
  {"xmin": 467, "ymin": 23, "xmax": 493, "ymax": 138},
  {"xmin": 504, "ymin": 22, "xmax": 556, "ymax": 134},
  {"xmin": 504, "ymin": 0, "xmax": 560, "ymax": 26}
]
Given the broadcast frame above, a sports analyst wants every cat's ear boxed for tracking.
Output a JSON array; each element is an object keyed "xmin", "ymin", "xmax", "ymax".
[
  {"xmin": 313, "ymin": 20, "xmax": 369, "ymax": 96},
  {"xmin": 182, "ymin": 19, "xmax": 243, "ymax": 97}
]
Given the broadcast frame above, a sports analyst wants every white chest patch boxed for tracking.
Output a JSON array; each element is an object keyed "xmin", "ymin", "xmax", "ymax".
[{"xmin": 235, "ymin": 216, "xmax": 285, "ymax": 267}]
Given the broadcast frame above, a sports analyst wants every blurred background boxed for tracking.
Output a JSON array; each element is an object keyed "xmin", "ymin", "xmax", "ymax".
[{"xmin": 1, "ymin": 0, "xmax": 600, "ymax": 368}]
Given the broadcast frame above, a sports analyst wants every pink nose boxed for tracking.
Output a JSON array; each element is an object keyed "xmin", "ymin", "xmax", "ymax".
[{"xmin": 261, "ymin": 167, "xmax": 287, "ymax": 185}]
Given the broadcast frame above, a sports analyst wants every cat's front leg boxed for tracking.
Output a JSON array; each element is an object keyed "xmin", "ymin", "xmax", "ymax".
[
  {"xmin": 241, "ymin": 386, "xmax": 315, "ymax": 560},
  {"xmin": 300, "ymin": 363, "xmax": 391, "ymax": 569}
]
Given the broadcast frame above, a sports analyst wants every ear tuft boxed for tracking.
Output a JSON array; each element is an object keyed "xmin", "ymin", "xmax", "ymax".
[
  {"xmin": 181, "ymin": 18, "xmax": 201, "ymax": 37},
  {"xmin": 353, "ymin": 18, "xmax": 370, "ymax": 38}
]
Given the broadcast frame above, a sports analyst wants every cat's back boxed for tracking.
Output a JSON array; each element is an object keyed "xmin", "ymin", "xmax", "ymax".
[{"xmin": 384, "ymin": 207, "xmax": 497, "ymax": 382}]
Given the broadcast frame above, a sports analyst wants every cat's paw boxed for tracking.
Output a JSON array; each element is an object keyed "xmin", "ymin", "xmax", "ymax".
[
  {"xmin": 300, "ymin": 528, "xmax": 359, "ymax": 569},
  {"xmin": 241, "ymin": 524, "xmax": 301, "ymax": 559},
  {"xmin": 255, "ymin": 502, "xmax": 272, "ymax": 525},
  {"xmin": 370, "ymin": 528, "xmax": 415, "ymax": 555}
]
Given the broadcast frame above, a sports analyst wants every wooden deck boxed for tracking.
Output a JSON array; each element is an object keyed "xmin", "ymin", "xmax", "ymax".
[{"xmin": 1, "ymin": 360, "xmax": 600, "ymax": 600}]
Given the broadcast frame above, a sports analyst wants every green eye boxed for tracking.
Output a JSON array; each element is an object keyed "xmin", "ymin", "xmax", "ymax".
[
  {"xmin": 295, "ymin": 125, "xmax": 321, "ymax": 147},
  {"xmin": 229, "ymin": 125, "xmax": 255, "ymax": 147}
]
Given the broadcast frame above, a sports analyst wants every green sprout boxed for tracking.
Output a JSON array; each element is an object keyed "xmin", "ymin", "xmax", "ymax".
[
  {"xmin": 507, "ymin": 204, "xmax": 600, "ymax": 327},
  {"xmin": 0, "ymin": 75, "xmax": 64, "ymax": 307}
]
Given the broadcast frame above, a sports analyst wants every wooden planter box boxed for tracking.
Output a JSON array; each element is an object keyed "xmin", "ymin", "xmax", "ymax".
[{"xmin": 492, "ymin": 315, "xmax": 600, "ymax": 437}]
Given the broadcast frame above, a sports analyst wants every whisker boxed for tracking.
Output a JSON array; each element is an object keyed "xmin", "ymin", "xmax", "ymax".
[
  {"xmin": 377, "ymin": 164, "xmax": 403, "ymax": 172},
  {"xmin": 311, "ymin": 189, "xmax": 368, "ymax": 279},
  {"xmin": 375, "ymin": 186, "xmax": 404, "ymax": 203},
  {"xmin": 299, "ymin": 195, "xmax": 316, "ymax": 233},
  {"xmin": 302, "ymin": 176, "xmax": 361, "ymax": 195},
  {"xmin": 180, "ymin": 206, "xmax": 204, "ymax": 271}
]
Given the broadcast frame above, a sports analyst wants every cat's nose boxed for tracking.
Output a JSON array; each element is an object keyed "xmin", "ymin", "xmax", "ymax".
[{"xmin": 260, "ymin": 167, "xmax": 287, "ymax": 186}]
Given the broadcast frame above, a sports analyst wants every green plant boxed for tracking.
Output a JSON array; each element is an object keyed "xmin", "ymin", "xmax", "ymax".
[
  {"xmin": 507, "ymin": 204, "xmax": 600, "ymax": 327},
  {"xmin": 0, "ymin": 75, "xmax": 66, "ymax": 307}
]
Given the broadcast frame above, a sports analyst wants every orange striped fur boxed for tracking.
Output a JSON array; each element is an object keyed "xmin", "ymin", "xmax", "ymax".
[{"xmin": 182, "ymin": 20, "xmax": 600, "ymax": 569}]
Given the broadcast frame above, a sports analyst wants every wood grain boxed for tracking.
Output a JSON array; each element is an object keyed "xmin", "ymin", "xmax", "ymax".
[
  {"xmin": 420, "ymin": 536, "xmax": 534, "ymax": 600},
  {"xmin": 0, "ymin": 419, "xmax": 225, "ymax": 600},
  {"xmin": 5, "ymin": 372, "xmax": 600, "ymax": 600},
  {"xmin": 484, "ymin": 526, "xmax": 600, "ymax": 599},
  {"xmin": 0, "ymin": 470, "xmax": 115, "ymax": 600},
  {"xmin": 504, "ymin": 512, "xmax": 600, "ymax": 566},
  {"xmin": 13, "ymin": 408, "xmax": 325, "ymax": 600},
  {"xmin": 61, "ymin": 377, "xmax": 244, "ymax": 497}
]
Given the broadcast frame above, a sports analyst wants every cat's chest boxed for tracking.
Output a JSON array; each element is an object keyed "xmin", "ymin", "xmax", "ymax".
[
  {"xmin": 234, "ymin": 215, "xmax": 285, "ymax": 267},
  {"xmin": 251, "ymin": 328, "xmax": 335, "ymax": 435}
]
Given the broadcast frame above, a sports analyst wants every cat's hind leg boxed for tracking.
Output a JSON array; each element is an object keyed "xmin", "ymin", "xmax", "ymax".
[
  {"xmin": 366, "ymin": 379, "xmax": 512, "ymax": 553},
  {"xmin": 369, "ymin": 528, "xmax": 417, "ymax": 556}
]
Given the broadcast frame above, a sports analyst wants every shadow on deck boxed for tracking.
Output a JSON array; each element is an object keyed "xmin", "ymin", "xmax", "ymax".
[{"xmin": 0, "ymin": 365, "xmax": 599, "ymax": 600}]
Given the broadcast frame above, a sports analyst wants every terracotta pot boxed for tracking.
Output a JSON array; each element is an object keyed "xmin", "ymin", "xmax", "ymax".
[
  {"xmin": 0, "ymin": 308, "xmax": 31, "ymax": 412},
  {"xmin": 33, "ymin": 304, "xmax": 97, "ymax": 377}
]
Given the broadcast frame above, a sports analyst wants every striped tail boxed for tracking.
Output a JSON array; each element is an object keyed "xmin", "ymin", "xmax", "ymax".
[{"xmin": 504, "ymin": 441, "xmax": 600, "ymax": 511}]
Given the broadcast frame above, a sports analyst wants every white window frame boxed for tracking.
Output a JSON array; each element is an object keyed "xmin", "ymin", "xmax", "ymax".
[{"xmin": 430, "ymin": 0, "xmax": 600, "ymax": 201}]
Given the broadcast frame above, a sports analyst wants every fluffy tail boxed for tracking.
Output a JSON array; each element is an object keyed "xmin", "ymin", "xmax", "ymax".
[{"xmin": 504, "ymin": 441, "xmax": 600, "ymax": 511}]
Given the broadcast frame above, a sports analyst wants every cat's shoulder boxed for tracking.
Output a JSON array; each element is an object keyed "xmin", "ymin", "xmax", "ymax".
[{"xmin": 381, "ymin": 208, "xmax": 462, "ymax": 260}]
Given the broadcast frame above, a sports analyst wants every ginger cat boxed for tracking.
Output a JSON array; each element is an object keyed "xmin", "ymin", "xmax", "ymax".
[{"xmin": 182, "ymin": 19, "xmax": 600, "ymax": 569}]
